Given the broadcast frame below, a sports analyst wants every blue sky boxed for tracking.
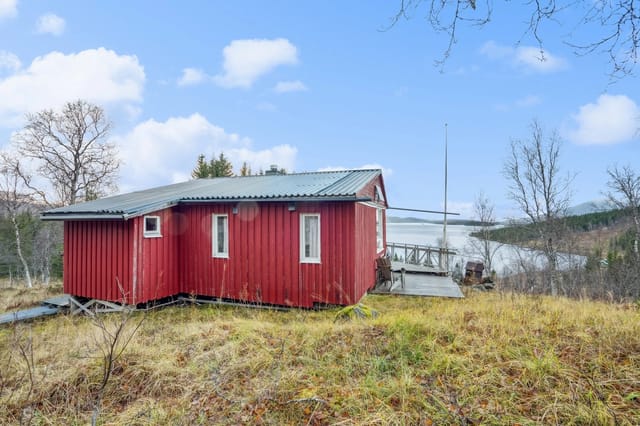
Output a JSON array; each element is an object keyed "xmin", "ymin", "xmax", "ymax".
[{"xmin": 1, "ymin": 1, "xmax": 638, "ymax": 219}]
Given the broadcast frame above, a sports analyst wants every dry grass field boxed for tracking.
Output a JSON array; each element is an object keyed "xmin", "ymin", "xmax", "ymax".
[{"xmin": 1, "ymin": 287, "xmax": 639, "ymax": 425}]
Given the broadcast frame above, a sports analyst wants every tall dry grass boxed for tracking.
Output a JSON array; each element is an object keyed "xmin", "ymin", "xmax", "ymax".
[
  {"xmin": 1, "ymin": 290, "xmax": 639, "ymax": 425},
  {"xmin": 0, "ymin": 281, "xmax": 63, "ymax": 312}
]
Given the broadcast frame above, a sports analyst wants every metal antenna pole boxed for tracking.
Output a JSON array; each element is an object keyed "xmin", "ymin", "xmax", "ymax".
[{"xmin": 443, "ymin": 123, "xmax": 448, "ymax": 272}]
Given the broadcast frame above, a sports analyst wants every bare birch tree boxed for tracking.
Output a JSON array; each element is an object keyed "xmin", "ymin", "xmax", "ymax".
[
  {"xmin": 14, "ymin": 100, "xmax": 119, "ymax": 206},
  {"xmin": 503, "ymin": 119, "xmax": 573, "ymax": 296},
  {"xmin": 467, "ymin": 191, "xmax": 501, "ymax": 274},
  {"xmin": 0, "ymin": 153, "xmax": 34, "ymax": 288},
  {"xmin": 606, "ymin": 164, "xmax": 640, "ymax": 260}
]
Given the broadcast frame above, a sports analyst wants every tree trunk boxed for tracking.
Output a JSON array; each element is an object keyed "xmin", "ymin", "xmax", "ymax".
[
  {"xmin": 546, "ymin": 238, "xmax": 559, "ymax": 296},
  {"xmin": 633, "ymin": 215, "xmax": 639, "ymax": 260},
  {"xmin": 11, "ymin": 215, "xmax": 32, "ymax": 288}
]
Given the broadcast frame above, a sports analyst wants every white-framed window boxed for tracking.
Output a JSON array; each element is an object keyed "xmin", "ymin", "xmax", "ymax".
[
  {"xmin": 212, "ymin": 214, "xmax": 229, "ymax": 258},
  {"xmin": 376, "ymin": 208, "xmax": 384, "ymax": 252},
  {"xmin": 143, "ymin": 215, "xmax": 162, "ymax": 238},
  {"xmin": 300, "ymin": 213, "xmax": 320, "ymax": 263}
]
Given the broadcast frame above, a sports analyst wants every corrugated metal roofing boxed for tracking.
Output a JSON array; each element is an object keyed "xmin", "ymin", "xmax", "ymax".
[{"xmin": 41, "ymin": 169, "xmax": 382, "ymax": 220}]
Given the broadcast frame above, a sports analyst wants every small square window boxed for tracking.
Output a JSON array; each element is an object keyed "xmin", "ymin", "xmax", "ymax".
[{"xmin": 143, "ymin": 216, "xmax": 161, "ymax": 238}]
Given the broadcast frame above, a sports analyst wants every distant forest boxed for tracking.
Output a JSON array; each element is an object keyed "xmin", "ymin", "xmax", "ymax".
[{"xmin": 473, "ymin": 208, "xmax": 630, "ymax": 244}]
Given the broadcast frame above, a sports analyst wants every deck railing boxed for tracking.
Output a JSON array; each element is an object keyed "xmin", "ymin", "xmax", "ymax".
[{"xmin": 386, "ymin": 242, "xmax": 456, "ymax": 270}]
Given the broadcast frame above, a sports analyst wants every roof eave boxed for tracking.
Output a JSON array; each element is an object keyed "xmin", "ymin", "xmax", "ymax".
[
  {"xmin": 40, "ymin": 213, "xmax": 126, "ymax": 221},
  {"xmin": 40, "ymin": 200, "xmax": 181, "ymax": 221},
  {"xmin": 41, "ymin": 196, "xmax": 373, "ymax": 220}
]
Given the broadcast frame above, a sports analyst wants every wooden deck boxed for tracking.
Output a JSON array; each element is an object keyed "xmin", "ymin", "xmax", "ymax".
[{"xmin": 371, "ymin": 261, "xmax": 464, "ymax": 298}]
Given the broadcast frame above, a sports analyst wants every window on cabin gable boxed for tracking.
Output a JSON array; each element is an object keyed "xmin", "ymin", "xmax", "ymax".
[
  {"xmin": 374, "ymin": 185, "xmax": 385, "ymax": 203},
  {"xmin": 376, "ymin": 208, "xmax": 384, "ymax": 252},
  {"xmin": 143, "ymin": 216, "xmax": 161, "ymax": 238},
  {"xmin": 212, "ymin": 214, "xmax": 229, "ymax": 258},
  {"xmin": 300, "ymin": 213, "xmax": 320, "ymax": 263}
]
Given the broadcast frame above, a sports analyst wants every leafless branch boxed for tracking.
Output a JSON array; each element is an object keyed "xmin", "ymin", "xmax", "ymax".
[
  {"xmin": 0, "ymin": 152, "xmax": 35, "ymax": 288},
  {"xmin": 467, "ymin": 191, "xmax": 502, "ymax": 273},
  {"xmin": 13, "ymin": 100, "xmax": 119, "ymax": 207},
  {"xmin": 387, "ymin": 0, "xmax": 640, "ymax": 76},
  {"xmin": 503, "ymin": 119, "xmax": 574, "ymax": 295},
  {"xmin": 89, "ymin": 279, "xmax": 145, "ymax": 425},
  {"xmin": 606, "ymin": 164, "xmax": 640, "ymax": 258}
]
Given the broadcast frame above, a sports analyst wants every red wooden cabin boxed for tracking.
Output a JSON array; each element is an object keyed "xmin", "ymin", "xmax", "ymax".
[{"xmin": 42, "ymin": 169, "xmax": 388, "ymax": 308}]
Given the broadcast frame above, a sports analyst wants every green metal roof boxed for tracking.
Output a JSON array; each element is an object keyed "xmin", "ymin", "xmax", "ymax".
[{"xmin": 41, "ymin": 169, "xmax": 382, "ymax": 220}]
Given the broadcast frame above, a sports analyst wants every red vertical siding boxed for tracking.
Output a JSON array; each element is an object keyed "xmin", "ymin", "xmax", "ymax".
[
  {"xmin": 132, "ymin": 208, "xmax": 181, "ymax": 303},
  {"xmin": 63, "ymin": 207, "xmax": 180, "ymax": 304},
  {"xmin": 63, "ymin": 220, "xmax": 134, "ymax": 303},
  {"xmin": 178, "ymin": 201, "xmax": 370, "ymax": 308},
  {"xmin": 63, "ymin": 196, "xmax": 384, "ymax": 308},
  {"xmin": 354, "ymin": 203, "xmax": 382, "ymax": 298},
  {"xmin": 297, "ymin": 202, "xmax": 359, "ymax": 306},
  {"xmin": 179, "ymin": 202, "xmax": 302, "ymax": 306}
]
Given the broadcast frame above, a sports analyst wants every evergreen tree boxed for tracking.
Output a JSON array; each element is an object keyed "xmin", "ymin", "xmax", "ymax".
[
  {"xmin": 208, "ymin": 157, "xmax": 218, "ymax": 177},
  {"xmin": 215, "ymin": 153, "xmax": 234, "ymax": 177},
  {"xmin": 192, "ymin": 154, "xmax": 210, "ymax": 179},
  {"xmin": 191, "ymin": 152, "xmax": 234, "ymax": 178}
]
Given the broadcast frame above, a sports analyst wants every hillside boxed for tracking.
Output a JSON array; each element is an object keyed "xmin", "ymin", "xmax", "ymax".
[
  {"xmin": 474, "ymin": 208, "xmax": 634, "ymax": 256},
  {"xmin": 1, "ymin": 288, "xmax": 639, "ymax": 425}
]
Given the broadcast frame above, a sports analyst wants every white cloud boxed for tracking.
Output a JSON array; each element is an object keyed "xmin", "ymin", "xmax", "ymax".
[
  {"xmin": 515, "ymin": 46, "xmax": 567, "ymax": 73},
  {"xmin": 114, "ymin": 113, "xmax": 297, "ymax": 191},
  {"xmin": 0, "ymin": 48, "xmax": 145, "ymax": 126},
  {"xmin": 566, "ymin": 94, "xmax": 640, "ymax": 145},
  {"xmin": 0, "ymin": 0, "xmax": 17, "ymax": 20},
  {"xmin": 480, "ymin": 41, "xmax": 568, "ymax": 73},
  {"xmin": 229, "ymin": 145, "xmax": 297, "ymax": 174},
  {"xmin": 177, "ymin": 67, "xmax": 207, "ymax": 86},
  {"xmin": 0, "ymin": 50, "xmax": 20, "ymax": 72},
  {"xmin": 479, "ymin": 41, "xmax": 512, "ymax": 60},
  {"xmin": 36, "ymin": 13, "xmax": 65, "ymax": 36},
  {"xmin": 274, "ymin": 80, "xmax": 307, "ymax": 93},
  {"xmin": 214, "ymin": 38, "xmax": 298, "ymax": 89}
]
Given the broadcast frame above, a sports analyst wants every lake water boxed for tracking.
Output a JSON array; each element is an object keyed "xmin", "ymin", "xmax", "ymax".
[{"xmin": 386, "ymin": 222, "xmax": 584, "ymax": 275}]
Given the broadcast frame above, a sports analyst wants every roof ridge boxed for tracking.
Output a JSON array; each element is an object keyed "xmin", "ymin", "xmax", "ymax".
[{"xmin": 204, "ymin": 168, "xmax": 380, "ymax": 179}]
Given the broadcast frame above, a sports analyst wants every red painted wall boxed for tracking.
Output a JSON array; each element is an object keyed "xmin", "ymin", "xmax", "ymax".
[
  {"xmin": 63, "ymin": 199, "xmax": 386, "ymax": 307},
  {"xmin": 177, "ymin": 202, "xmax": 301, "ymax": 306},
  {"xmin": 353, "ymin": 202, "xmax": 383, "ymax": 300},
  {"xmin": 297, "ymin": 202, "xmax": 356, "ymax": 306},
  {"xmin": 177, "ymin": 201, "xmax": 383, "ymax": 307},
  {"xmin": 63, "ymin": 220, "xmax": 135, "ymax": 302},
  {"xmin": 63, "ymin": 208, "xmax": 181, "ymax": 304},
  {"xmin": 132, "ymin": 208, "xmax": 181, "ymax": 303}
]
